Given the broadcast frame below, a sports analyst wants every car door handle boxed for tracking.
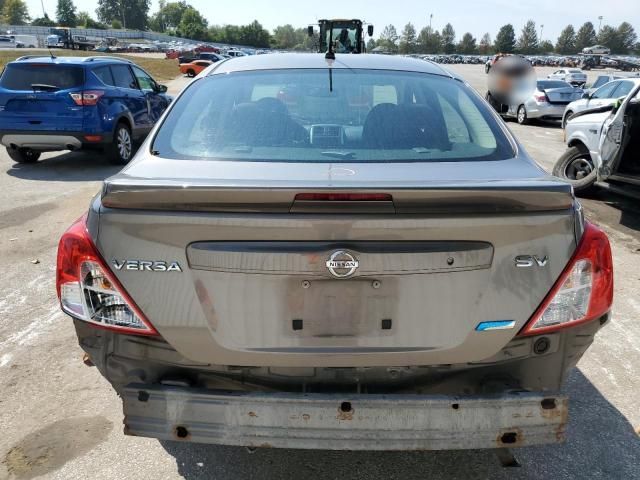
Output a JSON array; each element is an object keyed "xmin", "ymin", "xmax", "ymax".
[{"xmin": 589, "ymin": 129, "xmax": 598, "ymax": 134}]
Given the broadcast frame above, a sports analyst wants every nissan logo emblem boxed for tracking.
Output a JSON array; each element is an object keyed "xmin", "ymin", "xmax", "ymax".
[{"xmin": 326, "ymin": 250, "xmax": 359, "ymax": 278}]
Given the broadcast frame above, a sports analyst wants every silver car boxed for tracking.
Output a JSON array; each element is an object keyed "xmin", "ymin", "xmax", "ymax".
[
  {"xmin": 504, "ymin": 80, "xmax": 583, "ymax": 124},
  {"xmin": 56, "ymin": 54, "xmax": 613, "ymax": 451}
]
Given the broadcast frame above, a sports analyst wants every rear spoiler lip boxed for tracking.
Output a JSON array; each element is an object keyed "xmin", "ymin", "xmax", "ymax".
[{"xmin": 101, "ymin": 181, "xmax": 574, "ymax": 214}]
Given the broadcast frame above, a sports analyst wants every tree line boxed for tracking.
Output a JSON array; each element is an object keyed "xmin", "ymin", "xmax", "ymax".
[
  {"xmin": 1, "ymin": 0, "xmax": 638, "ymax": 55},
  {"xmin": 372, "ymin": 20, "xmax": 638, "ymax": 55}
]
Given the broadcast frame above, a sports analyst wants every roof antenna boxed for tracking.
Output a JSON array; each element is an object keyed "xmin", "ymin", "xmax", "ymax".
[{"xmin": 48, "ymin": 46, "xmax": 56, "ymax": 59}]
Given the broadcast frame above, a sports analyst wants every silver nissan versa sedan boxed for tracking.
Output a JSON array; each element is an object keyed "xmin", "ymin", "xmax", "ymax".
[{"xmin": 56, "ymin": 53, "xmax": 613, "ymax": 451}]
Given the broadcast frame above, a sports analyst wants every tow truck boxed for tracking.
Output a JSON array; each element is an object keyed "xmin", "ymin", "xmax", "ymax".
[
  {"xmin": 47, "ymin": 27, "xmax": 99, "ymax": 50},
  {"xmin": 579, "ymin": 53, "xmax": 640, "ymax": 72},
  {"xmin": 308, "ymin": 19, "xmax": 373, "ymax": 55}
]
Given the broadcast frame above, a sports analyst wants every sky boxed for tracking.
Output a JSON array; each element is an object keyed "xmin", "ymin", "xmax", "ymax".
[{"xmin": 28, "ymin": 0, "xmax": 640, "ymax": 42}]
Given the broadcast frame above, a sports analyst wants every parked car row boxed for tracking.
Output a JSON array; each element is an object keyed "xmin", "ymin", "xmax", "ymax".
[{"xmin": 0, "ymin": 55, "xmax": 171, "ymax": 165}]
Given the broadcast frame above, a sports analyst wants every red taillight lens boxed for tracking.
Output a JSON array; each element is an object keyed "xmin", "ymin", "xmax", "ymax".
[
  {"xmin": 534, "ymin": 93, "xmax": 548, "ymax": 103},
  {"xmin": 518, "ymin": 222, "xmax": 613, "ymax": 336},
  {"xmin": 56, "ymin": 214, "xmax": 158, "ymax": 336},
  {"xmin": 69, "ymin": 90, "xmax": 105, "ymax": 106},
  {"xmin": 294, "ymin": 193, "xmax": 393, "ymax": 202}
]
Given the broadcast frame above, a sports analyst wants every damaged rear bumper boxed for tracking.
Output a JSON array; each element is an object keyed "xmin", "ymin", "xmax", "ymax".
[{"xmin": 123, "ymin": 385, "xmax": 567, "ymax": 450}]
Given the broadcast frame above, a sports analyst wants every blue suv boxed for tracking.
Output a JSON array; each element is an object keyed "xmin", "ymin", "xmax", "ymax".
[{"xmin": 0, "ymin": 56, "xmax": 171, "ymax": 164}]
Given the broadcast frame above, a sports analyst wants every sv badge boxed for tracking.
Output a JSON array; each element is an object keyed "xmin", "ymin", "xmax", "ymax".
[{"xmin": 515, "ymin": 255, "xmax": 549, "ymax": 268}]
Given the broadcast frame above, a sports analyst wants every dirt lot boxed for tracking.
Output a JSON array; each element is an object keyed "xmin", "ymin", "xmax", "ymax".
[{"xmin": 0, "ymin": 65, "xmax": 639, "ymax": 480}]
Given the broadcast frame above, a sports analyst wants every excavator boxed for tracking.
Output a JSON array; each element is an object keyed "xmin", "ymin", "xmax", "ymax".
[{"xmin": 308, "ymin": 19, "xmax": 373, "ymax": 56}]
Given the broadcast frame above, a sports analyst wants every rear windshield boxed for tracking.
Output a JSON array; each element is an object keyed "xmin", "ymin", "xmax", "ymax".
[
  {"xmin": 0, "ymin": 64, "xmax": 84, "ymax": 90},
  {"xmin": 537, "ymin": 80, "xmax": 572, "ymax": 89},
  {"xmin": 153, "ymin": 69, "xmax": 514, "ymax": 163}
]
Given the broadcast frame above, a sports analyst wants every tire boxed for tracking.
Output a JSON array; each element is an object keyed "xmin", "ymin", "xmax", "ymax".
[
  {"xmin": 6, "ymin": 147, "xmax": 40, "ymax": 164},
  {"xmin": 516, "ymin": 105, "xmax": 529, "ymax": 125},
  {"xmin": 186, "ymin": 69, "xmax": 195, "ymax": 77},
  {"xmin": 562, "ymin": 111, "xmax": 573, "ymax": 129},
  {"xmin": 109, "ymin": 122, "xmax": 134, "ymax": 165},
  {"xmin": 552, "ymin": 146, "xmax": 597, "ymax": 194}
]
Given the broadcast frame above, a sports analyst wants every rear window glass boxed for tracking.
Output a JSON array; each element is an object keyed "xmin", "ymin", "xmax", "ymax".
[
  {"xmin": 537, "ymin": 80, "xmax": 571, "ymax": 89},
  {"xmin": 0, "ymin": 64, "xmax": 84, "ymax": 90},
  {"xmin": 153, "ymin": 69, "xmax": 514, "ymax": 163}
]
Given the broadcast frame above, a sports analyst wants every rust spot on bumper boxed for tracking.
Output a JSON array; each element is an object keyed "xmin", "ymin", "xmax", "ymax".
[{"xmin": 497, "ymin": 428, "xmax": 524, "ymax": 447}]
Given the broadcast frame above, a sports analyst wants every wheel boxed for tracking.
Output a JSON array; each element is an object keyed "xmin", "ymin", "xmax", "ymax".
[
  {"xmin": 562, "ymin": 111, "xmax": 573, "ymax": 129},
  {"xmin": 552, "ymin": 146, "xmax": 597, "ymax": 194},
  {"xmin": 186, "ymin": 69, "xmax": 195, "ymax": 77},
  {"xmin": 109, "ymin": 122, "xmax": 134, "ymax": 165},
  {"xmin": 517, "ymin": 105, "xmax": 529, "ymax": 125},
  {"xmin": 6, "ymin": 147, "xmax": 40, "ymax": 164}
]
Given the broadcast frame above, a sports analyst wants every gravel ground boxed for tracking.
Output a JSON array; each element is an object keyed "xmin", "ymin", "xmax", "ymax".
[{"xmin": 0, "ymin": 65, "xmax": 639, "ymax": 480}]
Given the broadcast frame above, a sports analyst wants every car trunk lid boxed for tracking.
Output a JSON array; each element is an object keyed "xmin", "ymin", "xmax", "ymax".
[
  {"xmin": 543, "ymin": 86, "xmax": 583, "ymax": 105},
  {"xmin": 95, "ymin": 156, "xmax": 578, "ymax": 367}
]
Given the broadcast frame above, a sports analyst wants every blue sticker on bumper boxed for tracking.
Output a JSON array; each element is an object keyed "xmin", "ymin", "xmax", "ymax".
[{"xmin": 476, "ymin": 320, "xmax": 516, "ymax": 331}]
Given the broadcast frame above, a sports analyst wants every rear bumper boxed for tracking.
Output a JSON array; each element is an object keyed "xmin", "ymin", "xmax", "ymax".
[
  {"xmin": 0, "ymin": 131, "xmax": 112, "ymax": 151},
  {"xmin": 123, "ymin": 385, "xmax": 567, "ymax": 450}
]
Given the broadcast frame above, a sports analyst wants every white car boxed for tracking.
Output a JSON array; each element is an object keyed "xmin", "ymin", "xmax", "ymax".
[
  {"xmin": 226, "ymin": 49, "xmax": 246, "ymax": 57},
  {"xmin": 547, "ymin": 68, "xmax": 587, "ymax": 86},
  {"xmin": 0, "ymin": 35, "xmax": 17, "ymax": 48},
  {"xmin": 562, "ymin": 78, "xmax": 640, "ymax": 127},
  {"xmin": 9, "ymin": 34, "xmax": 38, "ymax": 48},
  {"xmin": 554, "ymin": 80, "xmax": 640, "ymax": 196},
  {"xmin": 582, "ymin": 45, "xmax": 610, "ymax": 55}
]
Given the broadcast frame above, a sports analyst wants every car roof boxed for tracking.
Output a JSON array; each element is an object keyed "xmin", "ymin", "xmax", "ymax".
[
  {"xmin": 10, "ymin": 56, "xmax": 132, "ymax": 67},
  {"xmin": 207, "ymin": 53, "xmax": 458, "ymax": 79},
  {"xmin": 605, "ymin": 78, "xmax": 640, "ymax": 84}
]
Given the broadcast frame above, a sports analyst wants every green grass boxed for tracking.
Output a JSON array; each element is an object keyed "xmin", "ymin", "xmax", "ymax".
[{"xmin": 0, "ymin": 50, "xmax": 179, "ymax": 82}]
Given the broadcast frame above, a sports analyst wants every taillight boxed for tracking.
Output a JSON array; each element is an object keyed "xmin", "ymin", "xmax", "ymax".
[
  {"xmin": 518, "ymin": 222, "xmax": 613, "ymax": 336},
  {"xmin": 56, "ymin": 214, "xmax": 158, "ymax": 336},
  {"xmin": 534, "ymin": 93, "xmax": 548, "ymax": 103},
  {"xmin": 69, "ymin": 90, "xmax": 105, "ymax": 106},
  {"xmin": 294, "ymin": 193, "xmax": 393, "ymax": 201}
]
